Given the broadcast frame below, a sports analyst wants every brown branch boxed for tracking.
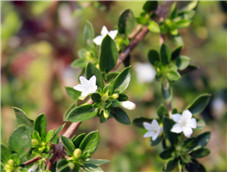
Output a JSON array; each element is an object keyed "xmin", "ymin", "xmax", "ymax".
[
  {"xmin": 22, "ymin": 156, "xmax": 42, "ymax": 166},
  {"xmin": 62, "ymin": 122, "xmax": 82, "ymax": 138}
]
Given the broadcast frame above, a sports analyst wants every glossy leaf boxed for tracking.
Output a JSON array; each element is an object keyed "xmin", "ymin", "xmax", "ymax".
[
  {"xmin": 190, "ymin": 148, "xmax": 210, "ymax": 158},
  {"xmin": 160, "ymin": 44, "xmax": 171, "ymax": 65},
  {"xmin": 13, "ymin": 107, "xmax": 33, "ymax": 130},
  {"xmin": 60, "ymin": 136, "xmax": 75, "ymax": 155},
  {"xmin": 99, "ymin": 35, "xmax": 118, "ymax": 73},
  {"xmin": 34, "ymin": 114, "xmax": 47, "ymax": 138},
  {"xmin": 72, "ymin": 133, "xmax": 86, "ymax": 148},
  {"xmin": 45, "ymin": 129, "xmax": 55, "ymax": 143},
  {"xmin": 49, "ymin": 123, "xmax": 66, "ymax": 143},
  {"xmin": 147, "ymin": 20, "xmax": 160, "ymax": 33},
  {"xmin": 175, "ymin": 19, "xmax": 191, "ymax": 29},
  {"xmin": 65, "ymin": 87, "xmax": 81, "ymax": 100},
  {"xmin": 112, "ymin": 66, "xmax": 131, "ymax": 93},
  {"xmin": 118, "ymin": 9, "xmax": 135, "ymax": 36},
  {"xmin": 163, "ymin": 117, "xmax": 178, "ymax": 145},
  {"xmin": 148, "ymin": 49, "xmax": 159, "ymax": 65},
  {"xmin": 187, "ymin": 94, "xmax": 211, "ymax": 115},
  {"xmin": 86, "ymin": 63, "xmax": 104, "ymax": 88},
  {"xmin": 9, "ymin": 125, "xmax": 31, "ymax": 158},
  {"xmin": 175, "ymin": 56, "xmax": 190, "ymax": 70},
  {"xmin": 79, "ymin": 131, "xmax": 100, "ymax": 157},
  {"xmin": 65, "ymin": 104, "xmax": 98, "ymax": 122},
  {"xmin": 111, "ymin": 107, "xmax": 130, "ymax": 125},
  {"xmin": 171, "ymin": 45, "xmax": 183, "ymax": 60}
]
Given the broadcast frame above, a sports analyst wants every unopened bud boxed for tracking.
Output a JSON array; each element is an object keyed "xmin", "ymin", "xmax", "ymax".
[
  {"xmin": 103, "ymin": 111, "xmax": 109, "ymax": 119},
  {"xmin": 112, "ymin": 93, "xmax": 119, "ymax": 99},
  {"xmin": 73, "ymin": 148, "xmax": 82, "ymax": 159},
  {"xmin": 102, "ymin": 92, "xmax": 109, "ymax": 102},
  {"xmin": 41, "ymin": 142, "xmax": 45, "ymax": 146},
  {"xmin": 8, "ymin": 159, "xmax": 14, "ymax": 165},
  {"xmin": 68, "ymin": 162, "xmax": 75, "ymax": 170},
  {"xmin": 31, "ymin": 139, "xmax": 39, "ymax": 146}
]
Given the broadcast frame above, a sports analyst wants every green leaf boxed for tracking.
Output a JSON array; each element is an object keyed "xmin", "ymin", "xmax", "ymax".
[
  {"xmin": 46, "ymin": 129, "xmax": 55, "ymax": 143},
  {"xmin": 118, "ymin": 94, "xmax": 128, "ymax": 101},
  {"xmin": 185, "ymin": 159, "xmax": 206, "ymax": 172},
  {"xmin": 112, "ymin": 66, "xmax": 131, "ymax": 93},
  {"xmin": 13, "ymin": 107, "xmax": 33, "ymax": 130},
  {"xmin": 71, "ymin": 58, "xmax": 87, "ymax": 69},
  {"xmin": 60, "ymin": 136, "xmax": 75, "ymax": 155},
  {"xmin": 86, "ymin": 63, "xmax": 104, "ymax": 88},
  {"xmin": 86, "ymin": 159, "xmax": 110, "ymax": 166},
  {"xmin": 50, "ymin": 123, "xmax": 66, "ymax": 143},
  {"xmin": 171, "ymin": 45, "xmax": 183, "ymax": 60},
  {"xmin": 187, "ymin": 94, "xmax": 211, "ymax": 115},
  {"xmin": 118, "ymin": 9, "xmax": 135, "ymax": 36},
  {"xmin": 169, "ymin": 3, "xmax": 178, "ymax": 20},
  {"xmin": 143, "ymin": 1, "xmax": 158, "ymax": 13},
  {"xmin": 34, "ymin": 114, "xmax": 47, "ymax": 138},
  {"xmin": 111, "ymin": 107, "xmax": 130, "ymax": 125},
  {"xmin": 157, "ymin": 104, "xmax": 168, "ymax": 120},
  {"xmin": 1, "ymin": 144, "xmax": 11, "ymax": 163},
  {"xmin": 163, "ymin": 117, "xmax": 178, "ymax": 145},
  {"xmin": 151, "ymin": 136, "xmax": 162, "ymax": 146},
  {"xmin": 72, "ymin": 133, "xmax": 86, "ymax": 148},
  {"xmin": 133, "ymin": 117, "xmax": 152, "ymax": 128},
  {"xmin": 190, "ymin": 148, "xmax": 210, "ymax": 158},
  {"xmin": 9, "ymin": 125, "xmax": 31, "ymax": 158},
  {"xmin": 65, "ymin": 104, "xmax": 98, "ymax": 122},
  {"xmin": 175, "ymin": 19, "xmax": 191, "ymax": 29},
  {"xmin": 181, "ymin": 0, "xmax": 198, "ymax": 12},
  {"xmin": 79, "ymin": 131, "xmax": 100, "ymax": 158},
  {"xmin": 148, "ymin": 49, "xmax": 159, "ymax": 65},
  {"xmin": 99, "ymin": 35, "xmax": 118, "ymax": 73},
  {"xmin": 175, "ymin": 56, "xmax": 190, "ymax": 70},
  {"xmin": 160, "ymin": 44, "xmax": 171, "ymax": 65},
  {"xmin": 167, "ymin": 69, "xmax": 181, "ymax": 81},
  {"xmin": 83, "ymin": 21, "xmax": 94, "ymax": 47},
  {"xmin": 165, "ymin": 158, "xmax": 178, "ymax": 171},
  {"xmin": 91, "ymin": 93, "xmax": 101, "ymax": 103},
  {"xmin": 106, "ymin": 72, "xmax": 119, "ymax": 82},
  {"xmin": 147, "ymin": 20, "xmax": 160, "ymax": 33},
  {"xmin": 159, "ymin": 148, "xmax": 174, "ymax": 160},
  {"xmin": 65, "ymin": 87, "xmax": 81, "ymax": 100},
  {"xmin": 81, "ymin": 163, "xmax": 104, "ymax": 172}
]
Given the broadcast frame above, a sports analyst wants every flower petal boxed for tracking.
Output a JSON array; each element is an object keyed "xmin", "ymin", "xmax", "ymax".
[
  {"xmin": 89, "ymin": 75, "xmax": 97, "ymax": 86},
  {"xmin": 152, "ymin": 132, "xmax": 159, "ymax": 141},
  {"xmin": 171, "ymin": 124, "xmax": 183, "ymax": 133},
  {"xmin": 144, "ymin": 131, "xmax": 153, "ymax": 138},
  {"xmin": 183, "ymin": 127, "xmax": 193, "ymax": 138},
  {"xmin": 108, "ymin": 30, "xmax": 118, "ymax": 39},
  {"xmin": 101, "ymin": 26, "xmax": 108, "ymax": 36},
  {"xmin": 188, "ymin": 118, "xmax": 197, "ymax": 128},
  {"xmin": 182, "ymin": 110, "xmax": 192, "ymax": 121},
  {"xmin": 93, "ymin": 35, "xmax": 104, "ymax": 45},
  {"xmin": 143, "ymin": 122, "xmax": 153, "ymax": 131},
  {"xmin": 79, "ymin": 76, "xmax": 88, "ymax": 85},
  {"xmin": 171, "ymin": 114, "xmax": 182, "ymax": 122},
  {"xmin": 81, "ymin": 91, "xmax": 89, "ymax": 98},
  {"xmin": 73, "ymin": 84, "xmax": 84, "ymax": 92},
  {"xmin": 151, "ymin": 119, "xmax": 159, "ymax": 128},
  {"xmin": 121, "ymin": 101, "xmax": 136, "ymax": 110}
]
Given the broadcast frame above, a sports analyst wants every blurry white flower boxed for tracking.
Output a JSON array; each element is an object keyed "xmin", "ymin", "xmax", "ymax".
[
  {"xmin": 171, "ymin": 110, "xmax": 197, "ymax": 138},
  {"xmin": 121, "ymin": 101, "xmax": 136, "ymax": 110},
  {"xmin": 28, "ymin": 164, "xmax": 37, "ymax": 172},
  {"xmin": 143, "ymin": 119, "xmax": 162, "ymax": 141},
  {"xmin": 93, "ymin": 26, "xmax": 118, "ymax": 45},
  {"xmin": 134, "ymin": 63, "xmax": 156, "ymax": 83},
  {"xmin": 73, "ymin": 76, "xmax": 97, "ymax": 98},
  {"xmin": 212, "ymin": 98, "xmax": 226, "ymax": 118}
]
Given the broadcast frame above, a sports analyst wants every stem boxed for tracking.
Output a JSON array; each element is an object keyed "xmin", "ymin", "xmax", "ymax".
[
  {"xmin": 63, "ymin": 122, "xmax": 82, "ymax": 138},
  {"xmin": 167, "ymin": 101, "xmax": 172, "ymax": 118},
  {"xmin": 22, "ymin": 156, "xmax": 42, "ymax": 166}
]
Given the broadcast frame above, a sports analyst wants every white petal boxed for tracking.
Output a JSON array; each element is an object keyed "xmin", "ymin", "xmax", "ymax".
[
  {"xmin": 171, "ymin": 124, "xmax": 183, "ymax": 133},
  {"xmin": 108, "ymin": 30, "xmax": 118, "ymax": 39},
  {"xmin": 171, "ymin": 114, "xmax": 182, "ymax": 122},
  {"xmin": 143, "ymin": 122, "xmax": 153, "ymax": 131},
  {"xmin": 81, "ymin": 91, "xmax": 89, "ymax": 98},
  {"xmin": 144, "ymin": 131, "xmax": 153, "ymax": 138},
  {"xmin": 182, "ymin": 110, "xmax": 192, "ymax": 121},
  {"xmin": 188, "ymin": 118, "xmax": 197, "ymax": 128},
  {"xmin": 73, "ymin": 84, "xmax": 84, "ymax": 92},
  {"xmin": 121, "ymin": 101, "xmax": 136, "ymax": 110},
  {"xmin": 183, "ymin": 127, "xmax": 193, "ymax": 138},
  {"xmin": 101, "ymin": 26, "xmax": 108, "ymax": 36},
  {"xmin": 93, "ymin": 35, "xmax": 104, "ymax": 45},
  {"xmin": 152, "ymin": 132, "xmax": 159, "ymax": 141},
  {"xmin": 79, "ymin": 76, "xmax": 88, "ymax": 85},
  {"xmin": 89, "ymin": 75, "xmax": 97, "ymax": 86},
  {"xmin": 151, "ymin": 119, "xmax": 159, "ymax": 128}
]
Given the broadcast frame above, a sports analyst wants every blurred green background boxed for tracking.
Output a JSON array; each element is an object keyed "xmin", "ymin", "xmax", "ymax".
[{"xmin": 1, "ymin": 1, "xmax": 226, "ymax": 171}]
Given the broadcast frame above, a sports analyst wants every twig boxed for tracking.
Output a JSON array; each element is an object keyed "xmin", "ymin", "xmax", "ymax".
[
  {"xmin": 22, "ymin": 156, "xmax": 42, "ymax": 166},
  {"xmin": 63, "ymin": 122, "xmax": 82, "ymax": 138}
]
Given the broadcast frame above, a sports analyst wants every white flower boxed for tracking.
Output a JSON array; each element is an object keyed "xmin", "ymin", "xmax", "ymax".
[
  {"xmin": 171, "ymin": 110, "xmax": 197, "ymax": 138},
  {"xmin": 121, "ymin": 101, "xmax": 136, "ymax": 110},
  {"xmin": 134, "ymin": 63, "xmax": 156, "ymax": 83},
  {"xmin": 143, "ymin": 119, "xmax": 162, "ymax": 141},
  {"xmin": 28, "ymin": 164, "xmax": 37, "ymax": 172},
  {"xmin": 73, "ymin": 76, "xmax": 97, "ymax": 98},
  {"xmin": 93, "ymin": 26, "xmax": 118, "ymax": 45}
]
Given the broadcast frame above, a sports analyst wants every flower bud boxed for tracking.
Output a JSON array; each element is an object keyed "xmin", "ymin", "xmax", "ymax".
[
  {"xmin": 103, "ymin": 111, "xmax": 109, "ymax": 119},
  {"xmin": 7, "ymin": 159, "xmax": 14, "ymax": 166},
  {"xmin": 102, "ymin": 92, "xmax": 109, "ymax": 102},
  {"xmin": 68, "ymin": 162, "xmax": 75, "ymax": 170},
  {"xmin": 111, "ymin": 93, "xmax": 119, "ymax": 99},
  {"xmin": 31, "ymin": 139, "xmax": 39, "ymax": 146},
  {"xmin": 73, "ymin": 148, "xmax": 82, "ymax": 159}
]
